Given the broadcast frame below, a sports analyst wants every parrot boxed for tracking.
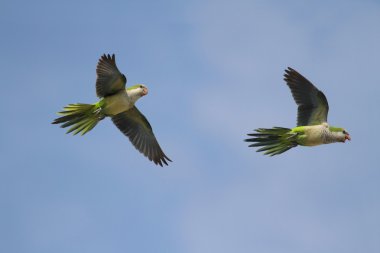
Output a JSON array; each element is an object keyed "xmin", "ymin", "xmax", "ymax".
[
  {"xmin": 52, "ymin": 54, "xmax": 171, "ymax": 166},
  {"xmin": 245, "ymin": 67, "xmax": 350, "ymax": 156}
]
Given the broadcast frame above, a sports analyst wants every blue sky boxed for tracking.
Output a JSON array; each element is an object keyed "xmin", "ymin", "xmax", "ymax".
[{"xmin": 1, "ymin": 0, "xmax": 380, "ymax": 252}]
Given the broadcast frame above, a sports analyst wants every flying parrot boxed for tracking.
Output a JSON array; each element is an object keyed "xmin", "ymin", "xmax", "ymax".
[
  {"xmin": 52, "ymin": 54, "xmax": 172, "ymax": 166},
  {"xmin": 245, "ymin": 67, "xmax": 350, "ymax": 156}
]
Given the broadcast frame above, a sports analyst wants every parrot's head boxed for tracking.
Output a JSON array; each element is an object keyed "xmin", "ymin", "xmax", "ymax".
[
  {"xmin": 342, "ymin": 129, "xmax": 351, "ymax": 142},
  {"xmin": 138, "ymin": 84, "xmax": 148, "ymax": 96},
  {"xmin": 126, "ymin": 84, "xmax": 149, "ymax": 105},
  {"xmin": 329, "ymin": 126, "xmax": 351, "ymax": 143},
  {"xmin": 127, "ymin": 84, "xmax": 148, "ymax": 97}
]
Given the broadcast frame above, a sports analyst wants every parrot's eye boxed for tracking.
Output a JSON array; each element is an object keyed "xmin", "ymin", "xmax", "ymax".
[
  {"xmin": 140, "ymin": 85, "xmax": 143, "ymax": 88},
  {"xmin": 343, "ymin": 130, "xmax": 347, "ymax": 134}
]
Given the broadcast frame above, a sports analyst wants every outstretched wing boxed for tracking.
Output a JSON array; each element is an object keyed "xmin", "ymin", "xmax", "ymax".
[
  {"xmin": 284, "ymin": 67, "xmax": 329, "ymax": 126},
  {"xmin": 96, "ymin": 54, "xmax": 127, "ymax": 97},
  {"xmin": 111, "ymin": 106, "xmax": 172, "ymax": 166}
]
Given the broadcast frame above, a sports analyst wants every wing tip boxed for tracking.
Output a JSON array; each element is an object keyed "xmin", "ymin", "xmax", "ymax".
[
  {"xmin": 98, "ymin": 53, "xmax": 116, "ymax": 66},
  {"xmin": 283, "ymin": 67, "xmax": 298, "ymax": 81},
  {"xmin": 153, "ymin": 153, "xmax": 172, "ymax": 167}
]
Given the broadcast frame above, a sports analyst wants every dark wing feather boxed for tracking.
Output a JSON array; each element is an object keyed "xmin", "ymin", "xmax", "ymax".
[
  {"xmin": 284, "ymin": 67, "xmax": 329, "ymax": 126},
  {"xmin": 111, "ymin": 107, "xmax": 171, "ymax": 166},
  {"xmin": 96, "ymin": 54, "xmax": 127, "ymax": 97}
]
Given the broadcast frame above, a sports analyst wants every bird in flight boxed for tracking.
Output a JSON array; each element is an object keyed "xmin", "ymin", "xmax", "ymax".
[
  {"xmin": 53, "ymin": 54, "xmax": 171, "ymax": 166},
  {"xmin": 245, "ymin": 67, "xmax": 350, "ymax": 156}
]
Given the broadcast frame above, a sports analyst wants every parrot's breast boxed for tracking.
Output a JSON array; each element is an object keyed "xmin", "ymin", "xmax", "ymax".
[
  {"xmin": 302, "ymin": 125, "xmax": 326, "ymax": 146},
  {"xmin": 102, "ymin": 91, "xmax": 134, "ymax": 116}
]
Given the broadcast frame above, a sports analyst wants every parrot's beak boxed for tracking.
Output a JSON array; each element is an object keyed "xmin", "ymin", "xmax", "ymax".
[
  {"xmin": 345, "ymin": 133, "xmax": 351, "ymax": 141},
  {"xmin": 142, "ymin": 87, "xmax": 148, "ymax": 96}
]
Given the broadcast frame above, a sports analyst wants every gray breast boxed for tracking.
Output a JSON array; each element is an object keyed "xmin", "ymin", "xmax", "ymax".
[{"xmin": 322, "ymin": 129, "xmax": 339, "ymax": 144}]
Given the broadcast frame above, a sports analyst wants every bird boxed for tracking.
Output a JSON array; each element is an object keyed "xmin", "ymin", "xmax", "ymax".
[
  {"xmin": 52, "ymin": 54, "xmax": 171, "ymax": 166},
  {"xmin": 245, "ymin": 67, "xmax": 350, "ymax": 156}
]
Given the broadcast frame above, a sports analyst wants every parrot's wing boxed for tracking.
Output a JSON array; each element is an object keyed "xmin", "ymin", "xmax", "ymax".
[
  {"xmin": 111, "ymin": 106, "xmax": 171, "ymax": 166},
  {"xmin": 284, "ymin": 67, "xmax": 329, "ymax": 126},
  {"xmin": 96, "ymin": 54, "xmax": 127, "ymax": 97}
]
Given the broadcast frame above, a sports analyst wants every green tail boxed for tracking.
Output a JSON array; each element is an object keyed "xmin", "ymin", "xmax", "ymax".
[
  {"xmin": 52, "ymin": 102, "xmax": 105, "ymax": 135},
  {"xmin": 245, "ymin": 127, "xmax": 299, "ymax": 156}
]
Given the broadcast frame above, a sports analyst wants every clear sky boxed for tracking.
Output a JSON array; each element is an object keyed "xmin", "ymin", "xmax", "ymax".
[{"xmin": 1, "ymin": 0, "xmax": 379, "ymax": 252}]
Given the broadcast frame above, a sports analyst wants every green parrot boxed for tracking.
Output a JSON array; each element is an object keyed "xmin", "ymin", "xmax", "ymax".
[
  {"xmin": 52, "ymin": 54, "xmax": 171, "ymax": 166},
  {"xmin": 245, "ymin": 67, "xmax": 351, "ymax": 156}
]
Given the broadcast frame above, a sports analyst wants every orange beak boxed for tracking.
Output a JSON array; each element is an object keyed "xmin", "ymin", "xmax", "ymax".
[{"xmin": 142, "ymin": 87, "xmax": 148, "ymax": 96}]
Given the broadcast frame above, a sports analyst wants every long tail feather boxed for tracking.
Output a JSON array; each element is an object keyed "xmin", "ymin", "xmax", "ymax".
[
  {"xmin": 245, "ymin": 127, "xmax": 298, "ymax": 156},
  {"xmin": 52, "ymin": 103, "xmax": 104, "ymax": 135}
]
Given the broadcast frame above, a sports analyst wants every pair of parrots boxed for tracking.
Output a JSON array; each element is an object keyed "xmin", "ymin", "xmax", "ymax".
[{"xmin": 53, "ymin": 54, "xmax": 350, "ymax": 166}]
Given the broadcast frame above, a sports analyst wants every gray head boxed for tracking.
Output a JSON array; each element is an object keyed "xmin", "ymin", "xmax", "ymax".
[{"xmin": 329, "ymin": 126, "xmax": 351, "ymax": 143}]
